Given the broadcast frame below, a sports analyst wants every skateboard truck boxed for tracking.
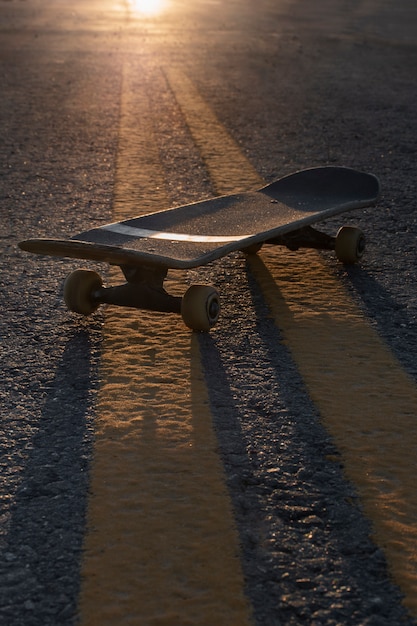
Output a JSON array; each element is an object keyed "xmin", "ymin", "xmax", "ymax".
[
  {"xmin": 268, "ymin": 224, "xmax": 365, "ymax": 256},
  {"xmin": 62, "ymin": 265, "xmax": 221, "ymax": 332},
  {"xmin": 94, "ymin": 265, "xmax": 182, "ymax": 314}
]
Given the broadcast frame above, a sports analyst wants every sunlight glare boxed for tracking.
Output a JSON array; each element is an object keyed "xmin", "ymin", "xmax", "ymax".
[{"xmin": 129, "ymin": 0, "xmax": 167, "ymax": 16}]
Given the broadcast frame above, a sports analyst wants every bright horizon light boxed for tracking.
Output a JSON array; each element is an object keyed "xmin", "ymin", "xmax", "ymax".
[{"xmin": 129, "ymin": 0, "xmax": 167, "ymax": 16}]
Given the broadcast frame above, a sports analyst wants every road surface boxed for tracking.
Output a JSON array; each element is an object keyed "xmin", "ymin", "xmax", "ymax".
[{"xmin": 1, "ymin": 0, "xmax": 417, "ymax": 624}]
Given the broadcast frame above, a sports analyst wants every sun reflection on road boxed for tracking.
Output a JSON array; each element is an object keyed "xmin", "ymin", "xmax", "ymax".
[{"xmin": 128, "ymin": 0, "xmax": 167, "ymax": 16}]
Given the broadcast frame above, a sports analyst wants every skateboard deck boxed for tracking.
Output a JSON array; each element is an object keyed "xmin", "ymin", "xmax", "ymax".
[
  {"xmin": 20, "ymin": 166, "xmax": 379, "ymax": 269},
  {"xmin": 19, "ymin": 166, "xmax": 380, "ymax": 331}
]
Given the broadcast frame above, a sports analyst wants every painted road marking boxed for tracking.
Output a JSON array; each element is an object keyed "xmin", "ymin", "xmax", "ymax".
[
  {"xmin": 164, "ymin": 68, "xmax": 262, "ymax": 193},
  {"xmin": 78, "ymin": 61, "xmax": 252, "ymax": 625},
  {"xmin": 165, "ymin": 66, "xmax": 417, "ymax": 615}
]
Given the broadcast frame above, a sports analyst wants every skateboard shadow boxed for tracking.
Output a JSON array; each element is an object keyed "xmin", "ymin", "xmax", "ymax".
[
  {"xmin": 197, "ymin": 312, "xmax": 385, "ymax": 621},
  {"xmin": 195, "ymin": 330, "xmax": 278, "ymax": 617},
  {"xmin": 3, "ymin": 328, "xmax": 99, "ymax": 623},
  {"xmin": 341, "ymin": 263, "xmax": 417, "ymax": 381},
  {"xmin": 195, "ymin": 255, "xmax": 408, "ymax": 620}
]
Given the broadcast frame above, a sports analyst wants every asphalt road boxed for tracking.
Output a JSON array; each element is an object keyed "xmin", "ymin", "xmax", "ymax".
[{"xmin": 1, "ymin": 0, "xmax": 417, "ymax": 624}]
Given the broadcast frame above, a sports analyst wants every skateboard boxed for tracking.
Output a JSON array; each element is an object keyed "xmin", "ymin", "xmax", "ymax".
[{"xmin": 19, "ymin": 166, "xmax": 380, "ymax": 331}]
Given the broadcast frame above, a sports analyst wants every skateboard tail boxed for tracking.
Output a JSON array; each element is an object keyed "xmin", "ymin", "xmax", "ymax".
[{"xmin": 260, "ymin": 166, "xmax": 381, "ymax": 207}]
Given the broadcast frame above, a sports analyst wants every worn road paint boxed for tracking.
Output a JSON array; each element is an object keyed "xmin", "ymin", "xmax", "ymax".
[
  {"xmin": 166, "ymin": 66, "xmax": 417, "ymax": 615},
  {"xmin": 78, "ymin": 62, "xmax": 252, "ymax": 625}
]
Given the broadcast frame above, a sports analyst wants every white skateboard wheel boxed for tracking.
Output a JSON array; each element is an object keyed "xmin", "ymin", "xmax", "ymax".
[
  {"xmin": 181, "ymin": 285, "xmax": 220, "ymax": 331},
  {"xmin": 63, "ymin": 269, "xmax": 103, "ymax": 315}
]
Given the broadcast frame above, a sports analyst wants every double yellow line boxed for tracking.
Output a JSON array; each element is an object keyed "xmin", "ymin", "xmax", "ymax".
[{"xmin": 79, "ymin": 63, "xmax": 417, "ymax": 622}]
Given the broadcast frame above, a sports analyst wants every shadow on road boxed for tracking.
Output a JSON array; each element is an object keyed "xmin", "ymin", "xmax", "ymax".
[{"xmin": 3, "ymin": 329, "xmax": 99, "ymax": 625}]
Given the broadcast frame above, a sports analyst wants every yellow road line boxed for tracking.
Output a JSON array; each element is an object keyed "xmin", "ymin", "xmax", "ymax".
[
  {"xmin": 164, "ymin": 68, "xmax": 262, "ymax": 193},
  {"xmin": 165, "ymin": 67, "xmax": 417, "ymax": 615},
  {"xmin": 79, "ymin": 62, "xmax": 252, "ymax": 625}
]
